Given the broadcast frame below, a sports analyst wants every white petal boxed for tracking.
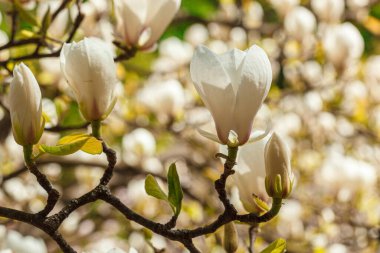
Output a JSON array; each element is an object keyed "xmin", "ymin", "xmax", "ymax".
[
  {"xmin": 142, "ymin": 0, "xmax": 181, "ymax": 49},
  {"xmin": 233, "ymin": 45, "xmax": 272, "ymax": 144},
  {"xmin": 218, "ymin": 48, "xmax": 246, "ymax": 94},
  {"xmin": 190, "ymin": 45, "xmax": 236, "ymax": 143},
  {"xmin": 115, "ymin": 0, "xmax": 146, "ymax": 46},
  {"xmin": 197, "ymin": 127, "xmax": 221, "ymax": 144}
]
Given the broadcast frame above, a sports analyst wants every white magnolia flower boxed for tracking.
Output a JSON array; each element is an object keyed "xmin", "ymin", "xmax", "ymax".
[
  {"xmin": 60, "ymin": 37, "xmax": 118, "ymax": 121},
  {"xmin": 322, "ymin": 23, "xmax": 364, "ymax": 69},
  {"xmin": 136, "ymin": 79, "xmax": 186, "ymax": 119},
  {"xmin": 190, "ymin": 45, "xmax": 272, "ymax": 145},
  {"xmin": 284, "ymin": 7, "xmax": 316, "ymax": 40},
  {"xmin": 9, "ymin": 63, "xmax": 44, "ymax": 146},
  {"xmin": 264, "ymin": 133, "xmax": 293, "ymax": 198},
  {"xmin": 229, "ymin": 132, "xmax": 271, "ymax": 213},
  {"xmin": 311, "ymin": 0, "xmax": 344, "ymax": 23},
  {"xmin": 122, "ymin": 128, "xmax": 156, "ymax": 166},
  {"xmin": 115, "ymin": 0, "xmax": 181, "ymax": 50},
  {"xmin": 269, "ymin": 0, "xmax": 299, "ymax": 17},
  {"xmin": 6, "ymin": 229, "xmax": 48, "ymax": 253}
]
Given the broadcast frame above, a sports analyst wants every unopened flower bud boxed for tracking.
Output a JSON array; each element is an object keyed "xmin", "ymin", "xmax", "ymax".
[
  {"xmin": 60, "ymin": 37, "xmax": 118, "ymax": 122},
  {"xmin": 224, "ymin": 222, "xmax": 238, "ymax": 253},
  {"xmin": 264, "ymin": 133, "xmax": 293, "ymax": 198},
  {"xmin": 9, "ymin": 63, "xmax": 44, "ymax": 146}
]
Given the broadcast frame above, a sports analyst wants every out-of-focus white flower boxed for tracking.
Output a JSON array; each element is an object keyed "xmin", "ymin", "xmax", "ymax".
[
  {"xmin": 190, "ymin": 45, "xmax": 272, "ymax": 145},
  {"xmin": 184, "ymin": 24, "xmax": 209, "ymax": 46},
  {"xmin": 269, "ymin": 0, "xmax": 299, "ymax": 17},
  {"xmin": 365, "ymin": 55, "xmax": 380, "ymax": 85},
  {"xmin": 229, "ymin": 132, "xmax": 271, "ymax": 213},
  {"xmin": 327, "ymin": 243, "xmax": 348, "ymax": 253},
  {"xmin": 264, "ymin": 133, "xmax": 293, "ymax": 198},
  {"xmin": 229, "ymin": 27, "xmax": 247, "ymax": 48},
  {"xmin": 243, "ymin": 1, "xmax": 264, "ymax": 29},
  {"xmin": 311, "ymin": 0, "xmax": 345, "ymax": 23},
  {"xmin": 0, "ymin": 31, "xmax": 9, "ymax": 60},
  {"xmin": 6, "ymin": 229, "xmax": 47, "ymax": 253},
  {"xmin": 9, "ymin": 63, "xmax": 44, "ymax": 146},
  {"xmin": 347, "ymin": 0, "xmax": 369, "ymax": 8},
  {"xmin": 302, "ymin": 61, "xmax": 323, "ymax": 86},
  {"xmin": 136, "ymin": 79, "xmax": 186, "ymax": 120},
  {"xmin": 284, "ymin": 7, "xmax": 316, "ymax": 40},
  {"xmin": 60, "ymin": 37, "xmax": 118, "ymax": 121},
  {"xmin": 37, "ymin": 0, "xmax": 69, "ymax": 39},
  {"xmin": 122, "ymin": 128, "xmax": 156, "ymax": 166},
  {"xmin": 322, "ymin": 23, "xmax": 364, "ymax": 69},
  {"xmin": 114, "ymin": 0, "xmax": 181, "ymax": 50},
  {"xmin": 277, "ymin": 200, "xmax": 304, "ymax": 238},
  {"xmin": 153, "ymin": 37, "xmax": 193, "ymax": 72},
  {"xmin": 319, "ymin": 149, "xmax": 377, "ymax": 193}
]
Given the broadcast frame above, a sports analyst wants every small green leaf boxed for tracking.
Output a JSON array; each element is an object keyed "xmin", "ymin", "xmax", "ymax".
[
  {"xmin": 145, "ymin": 174, "xmax": 170, "ymax": 204},
  {"xmin": 39, "ymin": 133, "xmax": 102, "ymax": 156},
  {"xmin": 14, "ymin": 0, "xmax": 40, "ymax": 27},
  {"xmin": 39, "ymin": 137, "xmax": 89, "ymax": 156},
  {"xmin": 167, "ymin": 163, "xmax": 183, "ymax": 216},
  {"xmin": 58, "ymin": 133, "xmax": 102, "ymax": 155},
  {"xmin": 40, "ymin": 6, "xmax": 51, "ymax": 36},
  {"xmin": 260, "ymin": 238, "xmax": 286, "ymax": 253}
]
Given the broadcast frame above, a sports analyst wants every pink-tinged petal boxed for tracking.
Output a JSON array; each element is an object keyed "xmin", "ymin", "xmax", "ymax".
[
  {"xmin": 233, "ymin": 45, "xmax": 272, "ymax": 144},
  {"xmin": 115, "ymin": 0, "xmax": 146, "ymax": 46},
  {"xmin": 141, "ymin": 0, "xmax": 181, "ymax": 49}
]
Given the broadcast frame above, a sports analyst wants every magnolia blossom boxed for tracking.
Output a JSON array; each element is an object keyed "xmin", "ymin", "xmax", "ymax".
[
  {"xmin": 322, "ymin": 23, "xmax": 364, "ymax": 69},
  {"xmin": 230, "ymin": 132, "xmax": 271, "ymax": 213},
  {"xmin": 9, "ymin": 63, "xmax": 44, "ymax": 146},
  {"xmin": 136, "ymin": 79, "xmax": 186, "ymax": 119},
  {"xmin": 122, "ymin": 128, "xmax": 156, "ymax": 166},
  {"xmin": 60, "ymin": 37, "xmax": 118, "ymax": 121},
  {"xmin": 311, "ymin": 0, "xmax": 344, "ymax": 23},
  {"xmin": 115, "ymin": 0, "xmax": 181, "ymax": 50},
  {"xmin": 190, "ymin": 45, "xmax": 272, "ymax": 145},
  {"xmin": 269, "ymin": 0, "xmax": 299, "ymax": 17},
  {"xmin": 264, "ymin": 133, "xmax": 293, "ymax": 198},
  {"xmin": 284, "ymin": 7, "xmax": 316, "ymax": 40}
]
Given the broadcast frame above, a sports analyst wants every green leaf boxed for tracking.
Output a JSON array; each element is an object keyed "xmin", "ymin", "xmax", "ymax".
[
  {"xmin": 145, "ymin": 174, "xmax": 170, "ymax": 204},
  {"xmin": 58, "ymin": 133, "xmax": 102, "ymax": 155},
  {"xmin": 260, "ymin": 238, "xmax": 286, "ymax": 253},
  {"xmin": 39, "ymin": 133, "xmax": 102, "ymax": 156},
  {"xmin": 40, "ymin": 6, "xmax": 52, "ymax": 36},
  {"xmin": 167, "ymin": 163, "xmax": 183, "ymax": 216},
  {"xmin": 14, "ymin": 0, "xmax": 40, "ymax": 27},
  {"xmin": 39, "ymin": 137, "xmax": 89, "ymax": 156}
]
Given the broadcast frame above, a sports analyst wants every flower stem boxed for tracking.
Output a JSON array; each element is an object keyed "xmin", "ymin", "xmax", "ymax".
[
  {"xmin": 23, "ymin": 145, "xmax": 33, "ymax": 165},
  {"xmin": 91, "ymin": 120, "xmax": 101, "ymax": 139}
]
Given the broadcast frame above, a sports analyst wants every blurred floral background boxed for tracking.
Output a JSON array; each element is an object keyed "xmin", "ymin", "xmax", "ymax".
[{"xmin": 0, "ymin": 0, "xmax": 380, "ymax": 252}]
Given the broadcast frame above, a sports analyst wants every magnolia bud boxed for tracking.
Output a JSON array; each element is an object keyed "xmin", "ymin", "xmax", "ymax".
[
  {"xmin": 9, "ymin": 63, "xmax": 44, "ymax": 146},
  {"xmin": 224, "ymin": 222, "xmax": 238, "ymax": 253},
  {"xmin": 264, "ymin": 133, "xmax": 293, "ymax": 198},
  {"xmin": 60, "ymin": 37, "xmax": 118, "ymax": 122}
]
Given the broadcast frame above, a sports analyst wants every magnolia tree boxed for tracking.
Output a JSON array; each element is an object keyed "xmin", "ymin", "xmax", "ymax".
[{"xmin": 0, "ymin": 0, "xmax": 380, "ymax": 253}]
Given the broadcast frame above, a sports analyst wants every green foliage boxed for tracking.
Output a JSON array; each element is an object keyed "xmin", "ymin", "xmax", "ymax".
[
  {"xmin": 145, "ymin": 163, "xmax": 183, "ymax": 215},
  {"xmin": 167, "ymin": 163, "xmax": 183, "ymax": 216},
  {"xmin": 14, "ymin": 0, "xmax": 40, "ymax": 28},
  {"xmin": 145, "ymin": 175, "xmax": 169, "ymax": 202},
  {"xmin": 370, "ymin": 3, "xmax": 380, "ymax": 19},
  {"xmin": 39, "ymin": 133, "xmax": 102, "ymax": 156},
  {"xmin": 181, "ymin": 0, "xmax": 218, "ymax": 19},
  {"xmin": 260, "ymin": 238, "xmax": 287, "ymax": 253}
]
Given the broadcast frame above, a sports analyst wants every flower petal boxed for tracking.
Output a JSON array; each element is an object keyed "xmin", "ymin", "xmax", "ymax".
[{"xmin": 233, "ymin": 45, "xmax": 272, "ymax": 144}]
